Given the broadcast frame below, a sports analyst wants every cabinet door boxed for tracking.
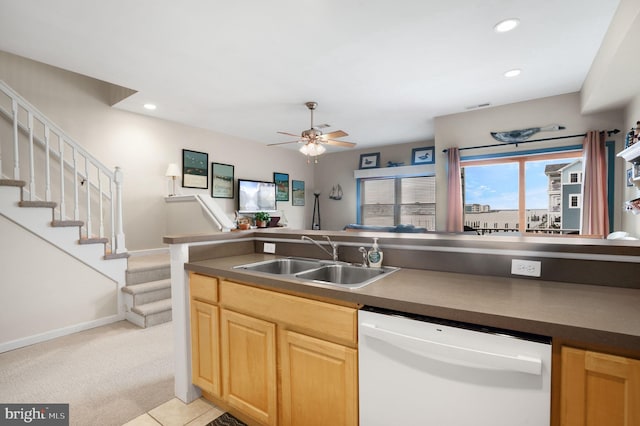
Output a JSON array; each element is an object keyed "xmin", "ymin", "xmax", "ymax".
[
  {"xmin": 221, "ymin": 309, "xmax": 277, "ymax": 426},
  {"xmin": 280, "ymin": 329, "xmax": 358, "ymax": 426},
  {"xmin": 190, "ymin": 300, "xmax": 221, "ymax": 397},
  {"xmin": 561, "ymin": 346, "xmax": 640, "ymax": 426}
]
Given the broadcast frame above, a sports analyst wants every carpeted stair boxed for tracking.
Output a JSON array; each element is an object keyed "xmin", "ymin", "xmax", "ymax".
[{"xmin": 123, "ymin": 253, "xmax": 172, "ymax": 328}]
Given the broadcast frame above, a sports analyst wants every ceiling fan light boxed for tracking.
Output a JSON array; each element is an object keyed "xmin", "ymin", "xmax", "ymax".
[{"xmin": 299, "ymin": 143, "xmax": 326, "ymax": 156}]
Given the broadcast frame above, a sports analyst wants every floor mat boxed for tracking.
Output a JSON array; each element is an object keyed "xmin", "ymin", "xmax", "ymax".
[{"xmin": 207, "ymin": 412, "xmax": 248, "ymax": 426}]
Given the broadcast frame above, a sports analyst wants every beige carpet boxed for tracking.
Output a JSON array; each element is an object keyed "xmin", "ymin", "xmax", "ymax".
[{"xmin": 0, "ymin": 320, "xmax": 174, "ymax": 426}]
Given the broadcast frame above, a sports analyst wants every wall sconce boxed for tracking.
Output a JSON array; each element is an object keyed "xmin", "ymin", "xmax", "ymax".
[{"xmin": 165, "ymin": 163, "xmax": 181, "ymax": 196}]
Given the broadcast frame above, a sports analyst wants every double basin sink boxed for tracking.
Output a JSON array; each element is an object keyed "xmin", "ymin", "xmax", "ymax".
[{"xmin": 233, "ymin": 257, "xmax": 398, "ymax": 289}]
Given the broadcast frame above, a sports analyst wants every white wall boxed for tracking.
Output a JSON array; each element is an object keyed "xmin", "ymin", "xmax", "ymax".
[
  {"xmin": 313, "ymin": 140, "xmax": 433, "ymax": 231},
  {"xmin": 434, "ymin": 93, "xmax": 625, "ymax": 231},
  {"xmin": 0, "ymin": 51, "xmax": 315, "ymax": 250},
  {"xmin": 0, "ymin": 215, "xmax": 117, "ymax": 347}
]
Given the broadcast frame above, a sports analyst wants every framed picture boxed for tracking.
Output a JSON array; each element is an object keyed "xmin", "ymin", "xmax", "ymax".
[
  {"xmin": 292, "ymin": 180, "xmax": 305, "ymax": 206},
  {"xmin": 182, "ymin": 149, "xmax": 208, "ymax": 189},
  {"xmin": 274, "ymin": 172, "xmax": 289, "ymax": 201},
  {"xmin": 411, "ymin": 147, "xmax": 435, "ymax": 165},
  {"xmin": 627, "ymin": 168, "xmax": 634, "ymax": 187},
  {"xmin": 211, "ymin": 162, "xmax": 234, "ymax": 198},
  {"xmin": 359, "ymin": 153, "xmax": 380, "ymax": 169}
]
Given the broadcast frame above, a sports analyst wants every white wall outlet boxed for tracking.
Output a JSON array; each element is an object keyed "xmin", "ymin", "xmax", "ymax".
[
  {"xmin": 263, "ymin": 242, "xmax": 276, "ymax": 254},
  {"xmin": 511, "ymin": 259, "xmax": 542, "ymax": 277}
]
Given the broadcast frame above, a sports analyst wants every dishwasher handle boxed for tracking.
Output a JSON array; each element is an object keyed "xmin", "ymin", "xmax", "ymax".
[{"xmin": 360, "ymin": 322, "xmax": 542, "ymax": 375}]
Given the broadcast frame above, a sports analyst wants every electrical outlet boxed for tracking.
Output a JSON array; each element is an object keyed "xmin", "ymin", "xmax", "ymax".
[
  {"xmin": 263, "ymin": 242, "xmax": 276, "ymax": 254},
  {"xmin": 511, "ymin": 259, "xmax": 541, "ymax": 277}
]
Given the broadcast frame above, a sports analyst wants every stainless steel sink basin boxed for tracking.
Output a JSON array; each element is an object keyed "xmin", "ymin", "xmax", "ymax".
[
  {"xmin": 234, "ymin": 258, "xmax": 324, "ymax": 275},
  {"xmin": 294, "ymin": 264, "xmax": 398, "ymax": 289},
  {"xmin": 233, "ymin": 257, "xmax": 398, "ymax": 289}
]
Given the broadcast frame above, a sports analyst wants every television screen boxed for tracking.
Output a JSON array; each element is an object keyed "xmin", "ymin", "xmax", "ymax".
[{"xmin": 238, "ymin": 179, "xmax": 277, "ymax": 213}]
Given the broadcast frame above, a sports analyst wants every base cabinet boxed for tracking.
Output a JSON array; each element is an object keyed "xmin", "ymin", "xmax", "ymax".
[
  {"xmin": 561, "ymin": 346, "xmax": 640, "ymax": 426},
  {"xmin": 189, "ymin": 273, "xmax": 358, "ymax": 426},
  {"xmin": 221, "ymin": 309, "xmax": 277, "ymax": 426},
  {"xmin": 280, "ymin": 329, "xmax": 358, "ymax": 426}
]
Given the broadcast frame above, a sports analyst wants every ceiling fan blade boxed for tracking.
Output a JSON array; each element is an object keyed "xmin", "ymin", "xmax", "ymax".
[
  {"xmin": 321, "ymin": 130, "xmax": 348, "ymax": 139},
  {"xmin": 326, "ymin": 139, "xmax": 356, "ymax": 148},
  {"xmin": 277, "ymin": 131, "xmax": 301, "ymax": 138},
  {"xmin": 267, "ymin": 140, "xmax": 302, "ymax": 146}
]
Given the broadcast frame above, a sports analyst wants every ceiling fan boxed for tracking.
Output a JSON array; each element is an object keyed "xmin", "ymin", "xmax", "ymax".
[{"xmin": 269, "ymin": 102, "xmax": 356, "ymax": 162}]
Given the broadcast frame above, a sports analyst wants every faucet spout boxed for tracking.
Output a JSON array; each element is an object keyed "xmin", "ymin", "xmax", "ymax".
[{"xmin": 301, "ymin": 235, "xmax": 339, "ymax": 261}]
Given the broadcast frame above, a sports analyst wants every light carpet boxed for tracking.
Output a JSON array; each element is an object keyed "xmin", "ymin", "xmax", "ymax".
[{"xmin": 0, "ymin": 320, "xmax": 174, "ymax": 426}]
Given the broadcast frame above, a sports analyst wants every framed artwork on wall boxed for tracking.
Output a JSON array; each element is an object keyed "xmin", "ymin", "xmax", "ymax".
[
  {"xmin": 292, "ymin": 180, "xmax": 305, "ymax": 206},
  {"xmin": 274, "ymin": 172, "xmax": 289, "ymax": 201},
  {"xmin": 359, "ymin": 153, "xmax": 380, "ymax": 169},
  {"xmin": 211, "ymin": 162, "xmax": 234, "ymax": 198},
  {"xmin": 182, "ymin": 149, "xmax": 208, "ymax": 189},
  {"xmin": 411, "ymin": 147, "xmax": 435, "ymax": 165}
]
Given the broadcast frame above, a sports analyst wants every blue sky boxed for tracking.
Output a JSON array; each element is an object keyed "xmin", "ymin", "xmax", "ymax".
[{"xmin": 464, "ymin": 158, "xmax": 578, "ymax": 210}]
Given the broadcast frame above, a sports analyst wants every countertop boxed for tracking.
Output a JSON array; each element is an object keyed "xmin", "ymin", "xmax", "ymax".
[{"xmin": 185, "ymin": 253, "xmax": 640, "ymax": 353}]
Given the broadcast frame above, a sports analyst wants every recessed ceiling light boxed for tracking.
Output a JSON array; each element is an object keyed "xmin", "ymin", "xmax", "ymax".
[
  {"xmin": 503, "ymin": 69, "xmax": 521, "ymax": 78},
  {"xmin": 143, "ymin": 103, "xmax": 157, "ymax": 110},
  {"xmin": 494, "ymin": 18, "xmax": 520, "ymax": 33}
]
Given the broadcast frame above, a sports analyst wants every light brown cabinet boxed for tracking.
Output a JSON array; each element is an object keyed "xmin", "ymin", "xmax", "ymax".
[
  {"xmin": 221, "ymin": 308, "xmax": 277, "ymax": 426},
  {"xmin": 560, "ymin": 346, "xmax": 640, "ymax": 426},
  {"xmin": 189, "ymin": 272, "xmax": 359, "ymax": 426}
]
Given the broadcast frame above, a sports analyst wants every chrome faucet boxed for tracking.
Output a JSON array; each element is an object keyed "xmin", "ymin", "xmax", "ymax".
[
  {"xmin": 301, "ymin": 235, "xmax": 339, "ymax": 261},
  {"xmin": 358, "ymin": 246, "xmax": 369, "ymax": 267}
]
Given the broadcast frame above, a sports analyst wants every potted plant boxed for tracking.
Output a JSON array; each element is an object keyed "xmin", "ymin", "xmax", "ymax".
[{"xmin": 255, "ymin": 211, "xmax": 270, "ymax": 228}]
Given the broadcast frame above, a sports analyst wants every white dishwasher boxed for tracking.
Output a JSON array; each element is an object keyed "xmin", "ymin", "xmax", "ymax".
[{"xmin": 359, "ymin": 307, "xmax": 551, "ymax": 426}]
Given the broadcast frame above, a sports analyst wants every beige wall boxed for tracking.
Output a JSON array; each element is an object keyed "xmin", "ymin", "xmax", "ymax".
[
  {"xmin": 313, "ymin": 140, "xmax": 433, "ymax": 231},
  {"xmin": 434, "ymin": 93, "xmax": 625, "ymax": 231},
  {"xmin": 0, "ymin": 51, "xmax": 315, "ymax": 249}
]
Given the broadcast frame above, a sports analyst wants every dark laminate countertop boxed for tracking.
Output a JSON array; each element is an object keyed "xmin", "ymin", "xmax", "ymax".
[{"xmin": 185, "ymin": 253, "xmax": 640, "ymax": 353}]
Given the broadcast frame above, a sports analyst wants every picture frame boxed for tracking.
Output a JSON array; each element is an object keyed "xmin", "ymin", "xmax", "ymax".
[
  {"xmin": 292, "ymin": 180, "xmax": 305, "ymax": 206},
  {"xmin": 633, "ymin": 163, "xmax": 640, "ymax": 180},
  {"xmin": 627, "ymin": 168, "xmax": 634, "ymax": 187},
  {"xmin": 273, "ymin": 172, "xmax": 289, "ymax": 201},
  {"xmin": 359, "ymin": 153, "xmax": 380, "ymax": 169},
  {"xmin": 411, "ymin": 147, "xmax": 435, "ymax": 165},
  {"xmin": 211, "ymin": 162, "xmax": 234, "ymax": 198},
  {"xmin": 182, "ymin": 149, "xmax": 208, "ymax": 189}
]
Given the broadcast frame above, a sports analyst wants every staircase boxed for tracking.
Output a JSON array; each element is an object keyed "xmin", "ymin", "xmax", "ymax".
[{"xmin": 123, "ymin": 253, "xmax": 172, "ymax": 328}]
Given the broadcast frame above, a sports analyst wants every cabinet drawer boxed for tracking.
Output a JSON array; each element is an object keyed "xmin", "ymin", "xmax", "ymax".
[
  {"xmin": 220, "ymin": 280, "xmax": 357, "ymax": 346},
  {"xmin": 190, "ymin": 273, "xmax": 218, "ymax": 303}
]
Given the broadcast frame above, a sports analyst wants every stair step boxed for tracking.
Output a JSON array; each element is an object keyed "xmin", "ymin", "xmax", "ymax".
[
  {"xmin": 18, "ymin": 200, "xmax": 57, "ymax": 208},
  {"xmin": 79, "ymin": 237, "xmax": 109, "ymax": 244},
  {"xmin": 52, "ymin": 220, "xmax": 84, "ymax": 227},
  {"xmin": 122, "ymin": 278, "xmax": 171, "ymax": 295},
  {"xmin": 128, "ymin": 298, "xmax": 172, "ymax": 327},
  {"xmin": 0, "ymin": 179, "xmax": 26, "ymax": 188},
  {"xmin": 126, "ymin": 264, "xmax": 170, "ymax": 285},
  {"xmin": 104, "ymin": 252, "xmax": 129, "ymax": 260}
]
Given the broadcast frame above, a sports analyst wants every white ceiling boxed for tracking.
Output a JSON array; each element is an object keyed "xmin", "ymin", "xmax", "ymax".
[{"xmin": 0, "ymin": 0, "xmax": 622, "ymax": 153}]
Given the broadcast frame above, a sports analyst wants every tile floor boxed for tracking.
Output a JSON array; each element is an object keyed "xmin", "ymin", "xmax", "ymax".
[{"xmin": 122, "ymin": 397, "xmax": 225, "ymax": 426}]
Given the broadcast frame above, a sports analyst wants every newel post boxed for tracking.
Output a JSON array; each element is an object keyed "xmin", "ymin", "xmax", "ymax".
[{"xmin": 114, "ymin": 166, "xmax": 127, "ymax": 254}]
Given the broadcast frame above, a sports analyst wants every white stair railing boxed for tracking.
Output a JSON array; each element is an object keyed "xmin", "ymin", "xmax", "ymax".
[{"xmin": 0, "ymin": 80, "xmax": 127, "ymax": 255}]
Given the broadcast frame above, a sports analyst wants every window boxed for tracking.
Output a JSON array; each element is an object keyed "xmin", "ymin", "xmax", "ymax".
[
  {"xmin": 462, "ymin": 151, "xmax": 582, "ymax": 234},
  {"xmin": 360, "ymin": 175, "xmax": 435, "ymax": 230},
  {"xmin": 569, "ymin": 194, "xmax": 581, "ymax": 208}
]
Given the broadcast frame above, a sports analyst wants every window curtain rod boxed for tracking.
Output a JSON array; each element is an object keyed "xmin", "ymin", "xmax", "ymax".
[{"xmin": 442, "ymin": 129, "xmax": 620, "ymax": 154}]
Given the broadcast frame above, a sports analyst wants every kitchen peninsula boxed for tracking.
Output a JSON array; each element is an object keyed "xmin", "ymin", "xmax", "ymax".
[{"xmin": 164, "ymin": 229, "xmax": 640, "ymax": 425}]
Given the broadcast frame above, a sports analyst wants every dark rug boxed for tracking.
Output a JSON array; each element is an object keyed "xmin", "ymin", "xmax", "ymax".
[{"xmin": 206, "ymin": 412, "xmax": 248, "ymax": 426}]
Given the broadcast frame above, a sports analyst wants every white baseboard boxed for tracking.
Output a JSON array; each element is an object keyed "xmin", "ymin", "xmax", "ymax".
[{"xmin": 0, "ymin": 313, "xmax": 125, "ymax": 353}]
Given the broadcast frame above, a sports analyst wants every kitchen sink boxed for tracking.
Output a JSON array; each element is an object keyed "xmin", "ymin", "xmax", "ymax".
[
  {"xmin": 233, "ymin": 257, "xmax": 398, "ymax": 289},
  {"xmin": 294, "ymin": 264, "xmax": 398, "ymax": 289},
  {"xmin": 234, "ymin": 258, "xmax": 324, "ymax": 274}
]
